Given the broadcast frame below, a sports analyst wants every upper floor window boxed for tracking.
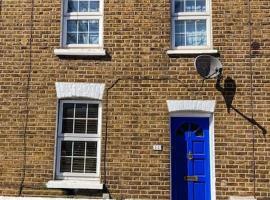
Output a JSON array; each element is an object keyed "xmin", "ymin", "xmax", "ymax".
[
  {"xmin": 62, "ymin": 0, "xmax": 103, "ymax": 48},
  {"xmin": 171, "ymin": 0, "xmax": 211, "ymax": 49}
]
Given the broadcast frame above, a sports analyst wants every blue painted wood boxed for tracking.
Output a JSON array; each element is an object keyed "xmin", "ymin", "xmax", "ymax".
[{"xmin": 171, "ymin": 117, "xmax": 211, "ymax": 200}]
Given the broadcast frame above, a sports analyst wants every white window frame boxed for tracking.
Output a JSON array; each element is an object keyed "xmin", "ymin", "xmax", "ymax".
[
  {"xmin": 171, "ymin": 0, "xmax": 212, "ymax": 50},
  {"xmin": 55, "ymin": 99, "xmax": 102, "ymax": 181},
  {"xmin": 61, "ymin": 0, "xmax": 104, "ymax": 48}
]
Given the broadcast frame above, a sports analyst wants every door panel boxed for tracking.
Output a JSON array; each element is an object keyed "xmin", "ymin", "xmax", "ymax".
[
  {"xmin": 193, "ymin": 141, "xmax": 204, "ymax": 154},
  {"xmin": 194, "ymin": 182, "xmax": 205, "ymax": 200},
  {"xmin": 194, "ymin": 160, "xmax": 204, "ymax": 175},
  {"xmin": 171, "ymin": 117, "xmax": 211, "ymax": 200}
]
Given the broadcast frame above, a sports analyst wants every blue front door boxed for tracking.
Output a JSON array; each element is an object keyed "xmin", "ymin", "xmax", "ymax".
[{"xmin": 171, "ymin": 117, "xmax": 211, "ymax": 200}]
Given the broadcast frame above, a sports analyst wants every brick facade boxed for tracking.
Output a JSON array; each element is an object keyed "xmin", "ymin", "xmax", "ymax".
[{"xmin": 0, "ymin": 0, "xmax": 269, "ymax": 199}]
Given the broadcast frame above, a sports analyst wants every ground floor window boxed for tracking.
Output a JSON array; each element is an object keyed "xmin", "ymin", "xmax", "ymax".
[{"xmin": 56, "ymin": 100, "xmax": 102, "ymax": 179}]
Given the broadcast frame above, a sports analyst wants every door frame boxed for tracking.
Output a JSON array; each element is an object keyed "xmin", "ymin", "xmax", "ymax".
[{"xmin": 170, "ymin": 112, "xmax": 216, "ymax": 200}]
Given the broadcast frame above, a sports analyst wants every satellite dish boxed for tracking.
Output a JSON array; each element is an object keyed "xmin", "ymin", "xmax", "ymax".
[{"xmin": 194, "ymin": 55, "xmax": 222, "ymax": 79}]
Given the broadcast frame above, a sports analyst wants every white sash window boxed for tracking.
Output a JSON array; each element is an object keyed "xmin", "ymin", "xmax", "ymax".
[
  {"xmin": 56, "ymin": 100, "xmax": 102, "ymax": 179},
  {"xmin": 62, "ymin": 0, "xmax": 103, "ymax": 48},
  {"xmin": 171, "ymin": 0, "xmax": 212, "ymax": 50}
]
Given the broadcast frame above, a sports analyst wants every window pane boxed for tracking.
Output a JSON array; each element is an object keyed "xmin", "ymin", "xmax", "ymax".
[
  {"xmin": 186, "ymin": 33, "xmax": 196, "ymax": 46},
  {"xmin": 195, "ymin": 128, "xmax": 204, "ymax": 137},
  {"xmin": 174, "ymin": 20, "xmax": 207, "ymax": 47},
  {"xmin": 85, "ymin": 158, "xmax": 97, "ymax": 173},
  {"xmin": 87, "ymin": 120, "xmax": 98, "ymax": 134},
  {"xmin": 86, "ymin": 141, "xmax": 97, "ymax": 157},
  {"xmin": 79, "ymin": 1, "xmax": 89, "ymax": 12},
  {"xmin": 62, "ymin": 119, "xmax": 74, "ymax": 133},
  {"xmin": 90, "ymin": 1, "xmax": 100, "ymax": 12},
  {"xmin": 68, "ymin": 0, "xmax": 100, "ymax": 13},
  {"xmin": 175, "ymin": 34, "xmax": 185, "ymax": 46},
  {"xmin": 196, "ymin": 0, "xmax": 206, "ymax": 12},
  {"xmin": 181, "ymin": 122, "xmax": 190, "ymax": 131},
  {"xmin": 63, "ymin": 103, "xmax": 74, "ymax": 118},
  {"xmin": 186, "ymin": 0, "xmax": 195, "ymax": 12},
  {"xmin": 175, "ymin": 0, "xmax": 184, "ymax": 13},
  {"xmin": 67, "ymin": 21, "xmax": 78, "ymax": 45},
  {"xmin": 186, "ymin": 20, "xmax": 195, "ymax": 33},
  {"xmin": 191, "ymin": 123, "xmax": 199, "ymax": 132},
  {"xmin": 78, "ymin": 33, "xmax": 89, "ymax": 44},
  {"xmin": 67, "ymin": 33, "xmax": 77, "ymax": 45},
  {"xmin": 89, "ymin": 34, "xmax": 99, "ymax": 44},
  {"xmin": 67, "ymin": 21, "xmax": 77, "ymax": 32},
  {"xmin": 89, "ymin": 20, "xmax": 99, "ymax": 32},
  {"xmin": 197, "ymin": 34, "xmax": 206, "ymax": 45},
  {"xmin": 197, "ymin": 20, "xmax": 206, "ymax": 32},
  {"xmin": 61, "ymin": 141, "xmax": 73, "ymax": 156},
  {"xmin": 66, "ymin": 20, "xmax": 100, "ymax": 45},
  {"xmin": 75, "ymin": 104, "xmax": 87, "ymax": 118},
  {"xmin": 72, "ymin": 158, "xmax": 84, "ymax": 172},
  {"xmin": 175, "ymin": 0, "xmax": 206, "ymax": 13},
  {"xmin": 186, "ymin": 20, "xmax": 196, "ymax": 46},
  {"xmin": 197, "ymin": 20, "xmax": 207, "ymax": 45},
  {"xmin": 66, "ymin": 19, "xmax": 100, "ymax": 45},
  {"xmin": 176, "ymin": 127, "xmax": 184, "ymax": 136},
  {"xmin": 78, "ymin": 21, "xmax": 88, "ymax": 32},
  {"xmin": 88, "ymin": 104, "xmax": 98, "ymax": 118},
  {"xmin": 68, "ymin": 0, "xmax": 78, "ymax": 12},
  {"xmin": 73, "ymin": 141, "xmax": 85, "ymax": 156},
  {"xmin": 74, "ymin": 119, "xmax": 86, "ymax": 133},
  {"xmin": 175, "ymin": 21, "xmax": 185, "ymax": 34},
  {"xmin": 60, "ymin": 157, "xmax": 72, "ymax": 172}
]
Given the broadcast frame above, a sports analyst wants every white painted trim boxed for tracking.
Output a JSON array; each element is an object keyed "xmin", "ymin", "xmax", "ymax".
[
  {"xmin": 55, "ymin": 82, "xmax": 105, "ymax": 100},
  {"xmin": 167, "ymin": 49, "xmax": 218, "ymax": 55},
  {"xmin": 209, "ymin": 0, "xmax": 213, "ymax": 52},
  {"xmin": 209, "ymin": 114, "xmax": 216, "ymax": 200},
  {"xmin": 169, "ymin": 101, "xmax": 216, "ymax": 200},
  {"xmin": 52, "ymin": 101, "xmax": 60, "ymax": 180},
  {"xmin": 54, "ymin": 48, "xmax": 106, "ymax": 56},
  {"xmin": 167, "ymin": 100, "xmax": 216, "ymax": 113},
  {"xmin": 60, "ymin": 0, "xmax": 64, "ymax": 47},
  {"xmin": 0, "ymin": 198, "xmax": 104, "ymax": 200},
  {"xmin": 46, "ymin": 180, "xmax": 103, "ymax": 190},
  {"xmin": 229, "ymin": 197, "xmax": 256, "ymax": 200},
  {"xmin": 170, "ymin": 112, "xmax": 211, "ymax": 118}
]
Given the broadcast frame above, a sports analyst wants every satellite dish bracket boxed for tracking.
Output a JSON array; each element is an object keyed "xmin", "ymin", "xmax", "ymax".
[{"xmin": 194, "ymin": 55, "xmax": 223, "ymax": 80}]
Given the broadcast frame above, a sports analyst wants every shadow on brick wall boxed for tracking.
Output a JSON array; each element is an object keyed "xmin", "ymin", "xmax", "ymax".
[
  {"xmin": 216, "ymin": 76, "xmax": 267, "ymax": 136},
  {"xmin": 63, "ymin": 188, "xmax": 103, "ymax": 198},
  {"xmin": 57, "ymin": 52, "xmax": 112, "ymax": 61},
  {"xmin": 0, "ymin": 0, "xmax": 2, "ymax": 15}
]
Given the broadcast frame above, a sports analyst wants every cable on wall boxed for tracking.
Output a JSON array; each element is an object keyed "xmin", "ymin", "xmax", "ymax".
[
  {"xmin": 0, "ymin": 0, "xmax": 2, "ymax": 15},
  {"xmin": 18, "ymin": 0, "xmax": 34, "ymax": 196},
  {"xmin": 247, "ymin": 0, "xmax": 256, "ymax": 197},
  {"xmin": 102, "ymin": 75, "xmax": 199, "ymax": 185}
]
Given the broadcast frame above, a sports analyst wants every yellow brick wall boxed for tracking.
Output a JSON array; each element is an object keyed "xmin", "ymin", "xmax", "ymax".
[{"xmin": 0, "ymin": 0, "xmax": 269, "ymax": 199}]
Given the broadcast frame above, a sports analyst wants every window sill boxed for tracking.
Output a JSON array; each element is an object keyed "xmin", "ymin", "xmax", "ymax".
[
  {"xmin": 54, "ymin": 48, "xmax": 106, "ymax": 56},
  {"xmin": 167, "ymin": 49, "xmax": 218, "ymax": 55},
  {"xmin": 46, "ymin": 180, "xmax": 103, "ymax": 190}
]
